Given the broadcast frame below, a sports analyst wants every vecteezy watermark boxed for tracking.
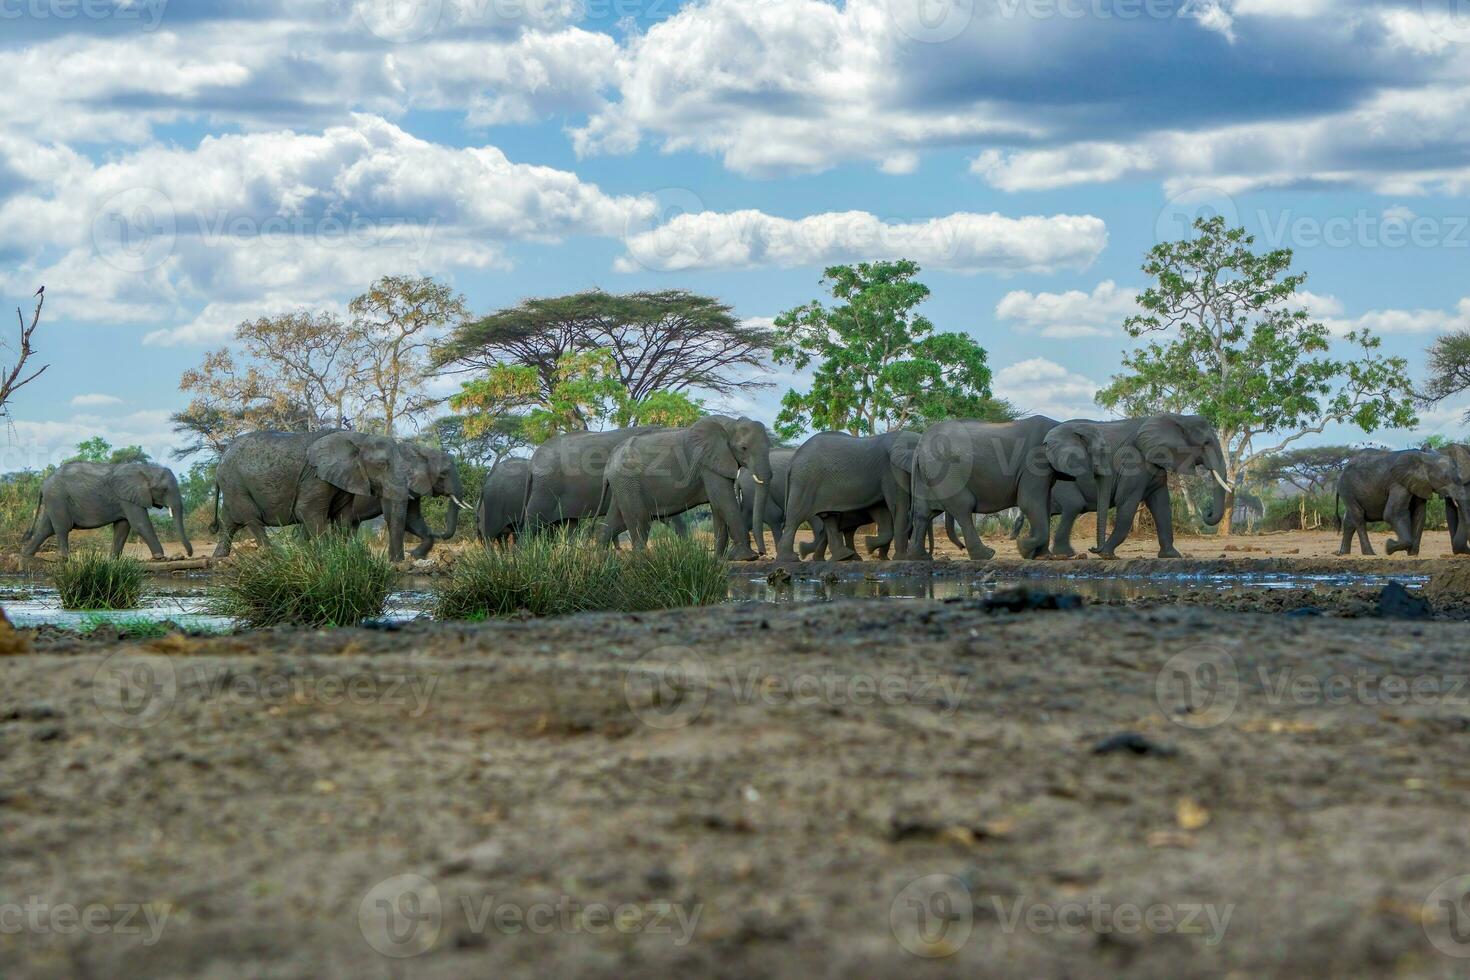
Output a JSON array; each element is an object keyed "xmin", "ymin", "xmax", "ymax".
[
  {"xmin": 1155, "ymin": 646, "xmax": 1240, "ymax": 730},
  {"xmin": 0, "ymin": 897, "xmax": 173, "ymax": 947},
  {"xmin": 357, "ymin": 874, "xmax": 702, "ymax": 958},
  {"xmin": 1421, "ymin": 0, "xmax": 1470, "ymax": 46},
  {"xmin": 92, "ymin": 653, "xmax": 440, "ymax": 729},
  {"xmin": 622, "ymin": 645, "xmax": 968, "ymax": 730},
  {"xmin": 886, "ymin": 0, "xmax": 976, "ymax": 43},
  {"xmin": 0, "ymin": 0, "xmax": 168, "ymax": 30},
  {"xmin": 89, "ymin": 186, "xmax": 441, "ymax": 274},
  {"xmin": 1424, "ymin": 874, "xmax": 1470, "ymax": 958},
  {"xmin": 358, "ymin": 0, "xmax": 692, "ymax": 43},
  {"xmin": 890, "ymin": 874, "xmax": 974, "ymax": 958}
]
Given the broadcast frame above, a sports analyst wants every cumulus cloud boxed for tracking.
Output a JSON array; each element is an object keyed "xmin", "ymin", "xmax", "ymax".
[
  {"xmin": 617, "ymin": 210, "xmax": 1106, "ymax": 274},
  {"xmin": 995, "ymin": 280, "xmax": 1138, "ymax": 338},
  {"xmin": 0, "ymin": 410, "xmax": 177, "ymax": 472},
  {"xmin": 991, "ymin": 358, "xmax": 1105, "ymax": 422},
  {"xmin": 1324, "ymin": 297, "xmax": 1470, "ymax": 336},
  {"xmin": 69, "ymin": 393, "xmax": 124, "ymax": 408}
]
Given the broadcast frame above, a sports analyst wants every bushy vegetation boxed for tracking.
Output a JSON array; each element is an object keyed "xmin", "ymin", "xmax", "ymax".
[
  {"xmin": 53, "ymin": 551, "xmax": 145, "ymax": 610},
  {"xmin": 434, "ymin": 527, "xmax": 728, "ymax": 620},
  {"xmin": 0, "ymin": 471, "xmax": 44, "ymax": 550},
  {"xmin": 207, "ymin": 534, "xmax": 397, "ymax": 628}
]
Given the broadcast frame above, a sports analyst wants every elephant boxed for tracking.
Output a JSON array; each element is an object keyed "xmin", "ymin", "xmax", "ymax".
[
  {"xmin": 1335, "ymin": 449, "xmax": 1470, "ymax": 556},
  {"xmin": 1006, "ymin": 481, "xmax": 1096, "ymax": 556},
  {"xmin": 1043, "ymin": 414, "xmax": 1230, "ymax": 559},
  {"xmin": 477, "ymin": 456, "xmax": 531, "ymax": 546},
  {"xmin": 522, "ymin": 426, "xmax": 666, "ymax": 531},
  {"xmin": 602, "ymin": 416, "xmax": 773, "ymax": 560},
  {"xmin": 776, "ymin": 430, "xmax": 919, "ymax": 562},
  {"xmin": 738, "ymin": 447, "xmax": 795, "ymax": 549},
  {"xmin": 211, "ymin": 430, "xmax": 434, "ymax": 562},
  {"xmin": 907, "ymin": 416, "xmax": 1060, "ymax": 560},
  {"xmin": 22, "ymin": 461, "xmax": 193, "ymax": 560},
  {"xmin": 345, "ymin": 442, "xmax": 468, "ymax": 558},
  {"xmin": 1442, "ymin": 443, "xmax": 1470, "ymax": 548},
  {"xmin": 738, "ymin": 447, "xmax": 904, "ymax": 560}
]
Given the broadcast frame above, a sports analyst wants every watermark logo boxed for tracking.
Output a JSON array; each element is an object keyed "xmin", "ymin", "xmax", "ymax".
[
  {"xmin": 360, "ymin": 0, "xmax": 444, "ymax": 42},
  {"xmin": 1155, "ymin": 646, "xmax": 1239, "ymax": 730},
  {"xmin": 0, "ymin": 0, "xmax": 168, "ymax": 30},
  {"xmin": 92, "ymin": 652, "xmax": 178, "ymax": 730},
  {"xmin": 90, "ymin": 187, "xmax": 177, "ymax": 274},
  {"xmin": 1425, "ymin": 874, "xmax": 1470, "ymax": 958},
  {"xmin": 1155, "ymin": 184, "xmax": 1239, "ymax": 246},
  {"xmin": 623, "ymin": 644, "xmax": 710, "ymax": 730},
  {"xmin": 887, "ymin": 0, "xmax": 975, "ymax": 43},
  {"xmin": 890, "ymin": 874, "xmax": 974, "ymax": 958},
  {"xmin": 0, "ymin": 897, "xmax": 172, "ymax": 947},
  {"xmin": 1422, "ymin": 0, "xmax": 1470, "ymax": 45},
  {"xmin": 358, "ymin": 874, "xmax": 443, "ymax": 958},
  {"xmin": 619, "ymin": 187, "xmax": 708, "ymax": 274}
]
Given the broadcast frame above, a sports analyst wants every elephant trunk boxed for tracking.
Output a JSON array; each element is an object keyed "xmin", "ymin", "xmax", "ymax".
[
  {"xmin": 169, "ymin": 484, "xmax": 193, "ymax": 557},
  {"xmin": 752, "ymin": 478, "xmax": 768, "ymax": 555},
  {"xmin": 1199, "ymin": 444, "xmax": 1230, "ymax": 528},
  {"xmin": 1095, "ymin": 471, "xmax": 1112, "ymax": 553},
  {"xmin": 441, "ymin": 490, "xmax": 460, "ymax": 542},
  {"xmin": 1447, "ymin": 488, "xmax": 1470, "ymax": 554}
]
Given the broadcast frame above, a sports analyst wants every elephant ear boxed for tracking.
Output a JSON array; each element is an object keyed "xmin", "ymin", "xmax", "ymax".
[
  {"xmin": 399, "ymin": 444, "xmax": 435, "ymax": 498},
  {"xmin": 107, "ymin": 468, "xmax": 153, "ymax": 509},
  {"xmin": 689, "ymin": 417, "xmax": 739, "ymax": 479},
  {"xmin": 1136, "ymin": 415, "xmax": 1193, "ymax": 473},
  {"xmin": 1044, "ymin": 425, "xmax": 1098, "ymax": 479},
  {"xmin": 307, "ymin": 433, "xmax": 373, "ymax": 497},
  {"xmin": 888, "ymin": 431, "xmax": 919, "ymax": 474}
]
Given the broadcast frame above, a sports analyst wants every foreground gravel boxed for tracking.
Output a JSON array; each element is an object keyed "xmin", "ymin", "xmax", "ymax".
[{"xmin": 4, "ymin": 590, "xmax": 1470, "ymax": 977}]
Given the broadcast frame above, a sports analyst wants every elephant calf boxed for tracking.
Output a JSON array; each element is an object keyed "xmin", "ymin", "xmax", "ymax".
[
  {"xmin": 1336, "ymin": 449, "xmax": 1470, "ymax": 556},
  {"xmin": 23, "ymin": 461, "xmax": 193, "ymax": 560}
]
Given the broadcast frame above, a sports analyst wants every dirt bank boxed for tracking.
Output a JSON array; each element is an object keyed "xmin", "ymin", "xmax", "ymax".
[{"xmin": 4, "ymin": 597, "xmax": 1470, "ymax": 977}]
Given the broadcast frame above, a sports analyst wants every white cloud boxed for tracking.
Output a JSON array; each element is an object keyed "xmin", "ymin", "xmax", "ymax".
[
  {"xmin": 991, "ymin": 358, "xmax": 1105, "ymax": 422},
  {"xmin": 0, "ymin": 410, "xmax": 177, "ymax": 472},
  {"xmin": 617, "ymin": 210, "xmax": 1106, "ymax": 274},
  {"xmin": 1325, "ymin": 298, "xmax": 1470, "ymax": 337},
  {"xmin": 69, "ymin": 393, "xmax": 124, "ymax": 407},
  {"xmin": 994, "ymin": 280, "xmax": 1137, "ymax": 338}
]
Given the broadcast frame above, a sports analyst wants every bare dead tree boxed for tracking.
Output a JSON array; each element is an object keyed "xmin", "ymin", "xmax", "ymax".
[{"xmin": 0, "ymin": 288, "xmax": 48, "ymax": 418}]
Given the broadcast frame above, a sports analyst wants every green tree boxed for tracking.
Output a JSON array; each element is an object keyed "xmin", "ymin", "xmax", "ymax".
[
  {"xmin": 770, "ymin": 260, "xmax": 1003, "ymax": 441},
  {"xmin": 1097, "ymin": 216, "xmax": 1417, "ymax": 534},
  {"xmin": 1422, "ymin": 331, "xmax": 1470, "ymax": 425},
  {"xmin": 349, "ymin": 275, "xmax": 468, "ymax": 436},
  {"xmin": 69, "ymin": 436, "xmax": 112, "ymax": 462}
]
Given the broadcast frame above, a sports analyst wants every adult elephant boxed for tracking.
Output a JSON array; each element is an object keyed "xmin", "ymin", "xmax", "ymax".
[
  {"xmin": 1007, "ymin": 481, "xmax": 1096, "ymax": 557},
  {"xmin": 1335, "ymin": 449, "xmax": 1470, "ymax": 556},
  {"xmin": 22, "ymin": 461, "xmax": 193, "ymax": 560},
  {"xmin": 522, "ymin": 427, "xmax": 665, "ymax": 531},
  {"xmin": 1442, "ymin": 443, "xmax": 1470, "ymax": 548},
  {"xmin": 776, "ymin": 430, "xmax": 919, "ymax": 562},
  {"xmin": 908, "ymin": 417, "xmax": 1059, "ymax": 560},
  {"xmin": 738, "ymin": 447, "xmax": 795, "ymax": 550},
  {"xmin": 478, "ymin": 456, "xmax": 531, "ymax": 546},
  {"xmin": 602, "ymin": 416, "xmax": 772, "ymax": 559},
  {"xmin": 346, "ymin": 443, "xmax": 468, "ymax": 558},
  {"xmin": 211, "ymin": 430, "xmax": 433, "ymax": 562},
  {"xmin": 740, "ymin": 447, "xmax": 905, "ymax": 560},
  {"xmin": 1043, "ymin": 414, "xmax": 1230, "ymax": 559}
]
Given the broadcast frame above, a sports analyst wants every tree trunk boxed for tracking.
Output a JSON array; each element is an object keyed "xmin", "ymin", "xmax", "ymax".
[{"xmin": 1220, "ymin": 490, "xmax": 1235, "ymax": 536}]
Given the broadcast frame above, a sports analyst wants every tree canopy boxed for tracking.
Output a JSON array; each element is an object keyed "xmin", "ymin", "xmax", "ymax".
[
  {"xmin": 1422, "ymin": 331, "xmax": 1470, "ymax": 425},
  {"xmin": 1248, "ymin": 445, "xmax": 1362, "ymax": 495},
  {"xmin": 1097, "ymin": 216, "xmax": 1417, "ymax": 532},
  {"xmin": 770, "ymin": 260, "xmax": 1009, "ymax": 441}
]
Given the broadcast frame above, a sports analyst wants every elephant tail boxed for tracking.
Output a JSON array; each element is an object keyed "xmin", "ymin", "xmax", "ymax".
[
  {"xmin": 1334, "ymin": 491, "xmax": 1341, "ymax": 532},
  {"xmin": 22, "ymin": 491, "xmax": 42, "ymax": 542},
  {"xmin": 209, "ymin": 482, "xmax": 222, "ymax": 534}
]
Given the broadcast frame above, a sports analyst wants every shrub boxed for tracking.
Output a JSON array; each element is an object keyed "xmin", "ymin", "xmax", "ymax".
[
  {"xmin": 207, "ymin": 533, "xmax": 398, "ymax": 628},
  {"xmin": 53, "ymin": 551, "xmax": 145, "ymax": 610},
  {"xmin": 435, "ymin": 527, "xmax": 728, "ymax": 620}
]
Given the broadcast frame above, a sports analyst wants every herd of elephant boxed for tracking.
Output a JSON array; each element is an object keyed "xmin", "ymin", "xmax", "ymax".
[{"xmin": 17, "ymin": 418, "xmax": 1470, "ymax": 565}]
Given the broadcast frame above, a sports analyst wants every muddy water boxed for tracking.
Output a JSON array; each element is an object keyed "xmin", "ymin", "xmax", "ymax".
[{"xmin": 0, "ymin": 566, "xmax": 1429, "ymax": 630}]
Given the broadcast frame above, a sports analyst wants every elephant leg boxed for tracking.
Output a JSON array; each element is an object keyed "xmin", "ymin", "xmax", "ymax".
[
  {"xmin": 1146, "ymin": 485, "xmax": 1182, "ymax": 559},
  {"xmin": 941, "ymin": 493, "xmax": 994, "ymax": 561},
  {"xmin": 668, "ymin": 512, "xmax": 691, "ymax": 540},
  {"xmin": 1053, "ymin": 504, "xmax": 1082, "ymax": 557},
  {"xmin": 406, "ymin": 505, "xmax": 436, "ymax": 559},
  {"xmin": 800, "ymin": 515, "xmax": 826, "ymax": 560},
  {"xmin": 706, "ymin": 476, "xmax": 756, "ymax": 561},
  {"xmin": 1335, "ymin": 504, "xmax": 1356, "ymax": 556},
  {"xmin": 121, "ymin": 502, "xmax": 166, "ymax": 559},
  {"xmin": 712, "ymin": 509, "xmax": 729, "ymax": 557},
  {"xmin": 1354, "ymin": 505, "xmax": 1374, "ymax": 555},
  {"xmin": 820, "ymin": 513, "xmax": 858, "ymax": 562},
  {"xmin": 110, "ymin": 520, "xmax": 131, "ymax": 558},
  {"xmin": 1385, "ymin": 487, "xmax": 1415, "ymax": 555},
  {"xmin": 1409, "ymin": 497, "xmax": 1427, "ymax": 556},
  {"xmin": 22, "ymin": 513, "xmax": 55, "ymax": 557},
  {"xmin": 1095, "ymin": 489, "xmax": 1145, "ymax": 559},
  {"xmin": 1016, "ymin": 475, "xmax": 1054, "ymax": 560},
  {"xmin": 864, "ymin": 508, "xmax": 894, "ymax": 556}
]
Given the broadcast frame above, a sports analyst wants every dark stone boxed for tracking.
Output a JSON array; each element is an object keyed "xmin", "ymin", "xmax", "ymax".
[
  {"xmin": 3, "ymin": 703, "xmax": 61, "ymax": 722},
  {"xmin": 1091, "ymin": 731, "xmax": 1176, "ymax": 758},
  {"xmin": 358, "ymin": 619, "xmax": 403, "ymax": 632},
  {"xmin": 1285, "ymin": 607, "xmax": 1323, "ymax": 618},
  {"xmin": 1376, "ymin": 582, "xmax": 1432, "ymax": 620},
  {"xmin": 983, "ymin": 588, "xmax": 1084, "ymax": 613}
]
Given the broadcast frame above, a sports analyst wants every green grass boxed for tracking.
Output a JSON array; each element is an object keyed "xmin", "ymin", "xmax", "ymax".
[
  {"xmin": 206, "ymin": 533, "xmax": 398, "ymax": 629},
  {"xmin": 52, "ymin": 551, "xmax": 145, "ymax": 610},
  {"xmin": 434, "ymin": 526, "xmax": 730, "ymax": 621}
]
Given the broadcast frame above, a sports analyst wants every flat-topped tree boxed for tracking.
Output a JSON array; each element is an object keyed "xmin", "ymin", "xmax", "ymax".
[{"xmin": 1097, "ymin": 216, "xmax": 1417, "ymax": 535}]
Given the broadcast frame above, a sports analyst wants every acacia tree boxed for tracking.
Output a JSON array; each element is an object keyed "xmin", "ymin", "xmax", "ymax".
[
  {"xmin": 1097, "ymin": 216, "xmax": 1417, "ymax": 534},
  {"xmin": 1422, "ymin": 331, "xmax": 1470, "ymax": 424},
  {"xmin": 432, "ymin": 289, "xmax": 772, "ymax": 405},
  {"xmin": 350, "ymin": 275, "xmax": 467, "ymax": 436},
  {"xmin": 771, "ymin": 260, "xmax": 1007, "ymax": 441}
]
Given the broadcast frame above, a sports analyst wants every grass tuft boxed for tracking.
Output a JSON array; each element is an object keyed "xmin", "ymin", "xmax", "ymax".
[
  {"xmin": 52, "ymin": 551, "xmax": 145, "ymax": 610},
  {"xmin": 206, "ymin": 533, "xmax": 398, "ymax": 629},
  {"xmin": 434, "ymin": 526, "xmax": 729, "ymax": 620}
]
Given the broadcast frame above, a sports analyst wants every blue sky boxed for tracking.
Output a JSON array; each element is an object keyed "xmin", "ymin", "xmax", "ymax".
[{"xmin": 3, "ymin": 0, "xmax": 1470, "ymax": 470}]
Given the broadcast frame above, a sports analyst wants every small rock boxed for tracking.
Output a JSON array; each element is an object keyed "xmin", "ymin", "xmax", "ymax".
[
  {"xmin": 30, "ymin": 726, "xmax": 63, "ymax": 743},
  {"xmin": 1376, "ymin": 582, "xmax": 1432, "ymax": 620},
  {"xmin": 983, "ymin": 587, "xmax": 1084, "ymax": 612},
  {"xmin": 1284, "ymin": 607, "xmax": 1323, "ymax": 618},
  {"xmin": 1092, "ymin": 731, "xmax": 1177, "ymax": 757}
]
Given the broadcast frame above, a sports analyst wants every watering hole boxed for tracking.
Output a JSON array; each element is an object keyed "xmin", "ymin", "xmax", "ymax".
[{"xmin": 0, "ymin": 568, "xmax": 1429, "ymax": 630}]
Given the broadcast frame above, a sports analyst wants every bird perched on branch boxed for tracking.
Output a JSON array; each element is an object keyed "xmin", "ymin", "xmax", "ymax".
[{"xmin": 34, "ymin": 286, "xmax": 43, "ymax": 296}]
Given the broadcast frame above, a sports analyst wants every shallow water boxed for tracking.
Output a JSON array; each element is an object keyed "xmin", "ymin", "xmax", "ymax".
[{"xmin": 0, "ymin": 567, "xmax": 1429, "ymax": 630}]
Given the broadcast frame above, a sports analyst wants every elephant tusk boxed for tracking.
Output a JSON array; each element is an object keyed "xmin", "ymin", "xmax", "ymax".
[
  {"xmin": 1212, "ymin": 471, "xmax": 1235, "ymax": 494},
  {"xmin": 752, "ymin": 475, "xmax": 765, "ymax": 485},
  {"xmin": 450, "ymin": 495, "xmax": 474, "ymax": 512}
]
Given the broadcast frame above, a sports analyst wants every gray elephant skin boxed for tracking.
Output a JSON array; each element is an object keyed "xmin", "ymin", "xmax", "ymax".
[
  {"xmin": 1004, "ymin": 481, "xmax": 1096, "ymax": 557},
  {"xmin": 777, "ymin": 430, "xmax": 919, "ymax": 562},
  {"xmin": 1335, "ymin": 449, "xmax": 1470, "ymax": 556},
  {"xmin": 603, "ymin": 416, "xmax": 772, "ymax": 560},
  {"xmin": 212, "ymin": 430, "xmax": 433, "ymax": 562},
  {"xmin": 522, "ymin": 427, "xmax": 667, "ymax": 531},
  {"xmin": 23, "ymin": 461, "xmax": 192, "ymax": 560},
  {"xmin": 1044, "ymin": 414, "xmax": 1229, "ymax": 558},
  {"xmin": 347, "ymin": 443, "xmax": 467, "ymax": 558},
  {"xmin": 478, "ymin": 456, "xmax": 530, "ymax": 546},
  {"xmin": 908, "ymin": 416, "xmax": 1059, "ymax": 560},
  {"xmin": 738, "ymin": 447, "xmax": 897, "ymax": 560}
]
